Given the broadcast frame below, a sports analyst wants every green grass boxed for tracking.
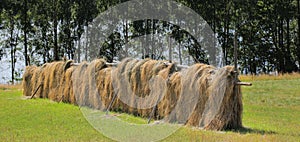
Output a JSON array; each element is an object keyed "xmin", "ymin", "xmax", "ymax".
[{"xmin": 0, "ymin": 78, "xmax": 299, "ymax": 142}]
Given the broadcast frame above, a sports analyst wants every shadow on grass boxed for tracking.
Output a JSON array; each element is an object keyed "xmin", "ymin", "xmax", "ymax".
[{"xmin": 231, "ymin": 127, "xmax": 277, "ymax": 135}]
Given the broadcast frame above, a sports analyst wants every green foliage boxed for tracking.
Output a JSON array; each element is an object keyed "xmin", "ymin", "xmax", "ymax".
[
  {"xmin": 0, "ymin": 0, "xmax": 300, "ymax": 74},
  {"xmin": 0, "ymin": 78, "xmax": 300, "ymax": 141}
]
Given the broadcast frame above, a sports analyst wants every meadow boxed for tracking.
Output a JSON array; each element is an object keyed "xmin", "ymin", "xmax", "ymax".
[{"xmin": 0, "ymin": 74, "xmax": 299, "ymax": 141}]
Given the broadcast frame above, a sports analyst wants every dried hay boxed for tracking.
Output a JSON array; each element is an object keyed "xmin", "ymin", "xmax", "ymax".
[
  {"xmin": 22, "ymin": 58, "xmax": 243, "ymax": 131},
  {"xmin": 199, "ymin": 66, "xmax": 242, "ymax": 130},
  {"xmin": 72, "ymin": 61, "xmax": 88, "ymax": 106},
  {"xmin": 157, "ymin": 71, "xmax": 181, "ymax": 118},
  {"xmin": 38, "ymin": 63, "xmax": 52, "ymax": 98},
  {"xmin": 57, "ymin": 60, "xmax": 74, "ymax": 102},
  {"xmin": 139, "ymin": 62, "xmax": 177, "ymax": 118},
  {"xmin": 111, "ymin": 58, "xmax": 139, "ymax": 114},
  {"xmin": 164, "ymin": 64, "xmax": 207, "ymax": 123},
  {"xmin": 96, "ymin": 67, "xmax": 114, "ymax": 110},
  {"xmin": 186, "ymin": 64, "xmax": 215, "ymax": 126},
  {"xmin": 62, "ymin": 66, "xmax": 76, "ymax": 104},
  {"xmin": 47, "ymin": 61, "xmax": 65, "ymax": 101},
  {"xmin": 85, "ymin": 59, "xmax": 108, "ymax": 109},
  {"xmin": 22, "ymin": 65, "xmax": 37, "ymax": 96},
  {"xmin": 31, "ymin": 66, "xmax": 44, "ymax": 98}
]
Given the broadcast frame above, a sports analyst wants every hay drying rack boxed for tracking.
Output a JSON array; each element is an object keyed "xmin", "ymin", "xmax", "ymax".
[{"xmin": 29, "ymin": 32, "xmax": 251, "ymax": 124}]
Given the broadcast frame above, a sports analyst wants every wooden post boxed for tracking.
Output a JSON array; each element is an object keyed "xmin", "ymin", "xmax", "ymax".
[
  {"xmin": 30, "ymin": 83, "xmax": 43, "ymax": 99},
  {"xmin": 105, "ymin": 93, "xmax": 118, "ymax": 115},
  {"xmin": 234, "ymin": 31, "xmax": 238, "ymax": 80}
]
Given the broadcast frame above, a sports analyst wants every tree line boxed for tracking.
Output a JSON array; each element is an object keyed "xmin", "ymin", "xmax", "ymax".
[{"xmin": 0, "ymin": 0, "xmax": 300, "ymax": 83}]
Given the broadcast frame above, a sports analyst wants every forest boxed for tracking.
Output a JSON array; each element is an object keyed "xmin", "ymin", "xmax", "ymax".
[{"xmin": 0, "ymin": 0, "xmax": 299, "ymax": 84}]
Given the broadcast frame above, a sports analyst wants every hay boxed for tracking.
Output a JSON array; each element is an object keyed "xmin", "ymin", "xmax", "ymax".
[
  {"xmin": 111, "ymin": 58, "xmax": 138, "ymax": 114},
  {"xmin": 139, "ymin": 62, "xmax": 176, "ymax": 118},
  {"xmin": 157, "ymin": 71, "xmax": 181, "ymax": 118},
  {"xmin": 57, "ymin": 60, "xmax": 74, "ymax": 103},
  {"xmin": 96, "ymin": 67, "xmax": 115, "ymax": 110},
  {"xmin": 72, "ymin": 61, "xmax": 88, "ymax": 106},
  {"xmin": 37, "ymin": 63, "xmax": 51, "ymax": 98},
  {"xmin": 81, "ymin": 59, "xmax": 107, "ymax": 108},
  {"xmin": 30, "ymin": 66, "xmax": 43, "ymax": 98},
  {"xmin": 81, "ymin": 59, "xmax": 108, "ymax": 109},
  {"xmin": 47, "ymin": 61, "xmax": 65, "ymax": 101},
  {"xmin": 111, "ymin": 58, "xmax": 173, "ymax": 117},
  {"xmin": 199, "ymin": 66, "xmax": 243, "ymax": 130},
  {"xmin": 22, "ymin": 58, "xmax": 243, "ymax": 131},
  {"xmin": 186, "ymin": 64, "xmax": 215, "ymax": 126},
  {"xmin": 62, "ymin": 66, "xmax": 76, "ymax": 104},
  {"xmin": 164, "ymin": 64, "xmax": 207, "ymax": 123},
  {"xmin": 22, "ymin": 65, "xmax": 37, "ymax": 96}
]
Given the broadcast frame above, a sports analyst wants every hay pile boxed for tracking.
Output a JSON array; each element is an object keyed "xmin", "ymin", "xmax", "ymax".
[
  {"xmin": 22, "ymin": 58, "xmax": 243, "ymax": 131},
  {"xmin": 199, "ymin": 66, "xmax": 242, "ymax": 130},
  {"xmin": 22, "ymin": 65, "xmax": 38, "ymax": 96}
]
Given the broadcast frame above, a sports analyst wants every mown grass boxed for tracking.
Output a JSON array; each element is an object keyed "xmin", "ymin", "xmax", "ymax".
[{"xmin": 0, "ymin": 76, "xmax": 299, "ymax": 141}]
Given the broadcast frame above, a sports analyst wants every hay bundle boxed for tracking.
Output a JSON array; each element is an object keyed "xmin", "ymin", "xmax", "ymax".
[
  {"xmin": 96, "ymin": 67, "xmax": 115, "ymax": 110},
  {"xmin": 22, "ymin": 65, "xmax": 38, "ymax": 96},
  {"xmin": 72, "ymin": 62, "xmax": 88, "ymax": 106},
  {"xmin": 57, "ymin": 60, "xmax": 74, "ymax": 103},
  {"xmin": 186, "ymin": 64, "xmax": 215, "ymax": 126},
  {"xmin": 130, "ymin": 58, "xmax": 151, "ymax": 98},
  {"xmin": 31, "ymin": 66, "xmax": 41, "ymax": 98},
  {"xmin": 164, "ymin": 64, "xmax": 210, "ymax": 123},
  {"xmin": 111, "ymin": 58, "xmax": 139, "ymax": 114},
  {"xmin": 78, "ymin": 59, "xmax": 106, "ymax": 108},
  {"xmin": 199, "ymin": 66, "xmax": 242, "ymax": 130},
  {"xmin": 47, "ymin": 61, "xmax": 66, "ymax": 101},
  {"xmin": 138, "ymin": 60, "xmax": 174, "ymax": 117},
  {"xmin": 157, "ymin": 71, "xmax": 181, "ymax": 118},
  {"xmin": 39, "ymin": 63, "xmax": 53, "ymax": 98},
  {"xmin": 139, "ymin": 62, "xmax": 177, "ymax": 118},
  {"xmin": 86, "ymin": 59, "xmax": 108, "ymax": 109},
  {"xmin": 62, "ymin": 66, "xmax": 76, "ymax": 104},
  {"xmin": 111, "ymin": 58, "xmax": 173, "ymax": 116},
  {"xmin": 22, "ymin": 58, "xmax": 243, "ymax": 131}
]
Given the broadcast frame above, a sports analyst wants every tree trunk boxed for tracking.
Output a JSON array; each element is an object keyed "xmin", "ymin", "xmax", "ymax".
[
  {"xmin": 280, "ymin": 18, "xmax": 285, "ymax": 73},
  {"xmin": 53, "ymin": 0, "xmax": 59, "ymax": 61},
  {"xmin": 24, "ymin": 0, "xmax": 29, "ymax": 66},
  {"xmin": 77, "ymin": 38, "xmax": 81, "ymax": 62},
  {"xmin": 168, "ymin": 36, "xmax": 172, "ymax": 62},
  {"xmin": 145, "ymin": 20, "xmax": 150, "ymax": 58},
  {"xmin": 85, "ymin": 25, "xmax": 88, "ymax": 61},
  {"xmin": 178, "ymin": 42, "xmax": 182, "ymax": 65},
  {"xmin": 124, "ymin": 19, "xmax": 128, "ymax": 58},
  {"xmin": 298, "ymin": 0, "xmax": 300, "ymax": 70},
  {"xmin": 10, "ymin": 19, "xmax": 14, "ymax": 85},
  {"xmin": 67, "ymin": 21, "xmax": 72, "ymax": 60}
]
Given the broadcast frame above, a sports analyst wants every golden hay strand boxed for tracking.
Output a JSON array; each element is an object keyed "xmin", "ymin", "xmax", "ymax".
[
  {"xmin": 201, "ymin": 66, "xmax": 242, "ymax": 130},
  {"xmin": 186, "ymin": 64, "xmax": 215, "ymax": 126},
  {"xmin": 157, "ymin": 71, "xmax": 182, "ymax": 118},
  {"xmin": 130, "ymin": 58, "xmax": 151, "ymax": 98},
  {"xmin": 96, "ymin": 67, "xmax": 115, "ymax": 110},
  {"xmin": 31, "ymin": 66, "xmax": 43, "ymax": 98},
  {"xmin": 62, "ymin": 66, "xmax": 76, "ymax": 104},
  {"xmin": 57, "ymin": 60, "xmax": 74, "ymax": 102},
  {"xmin": 22, "ymin": 65, "xmax": 37, "ymax": 96},
  {"xmin": 115, "ymin": 58, "xmax": 139, "ymax": 114},
  {"xmin": 139, "ymin": 61, "xmax": 175, "ymax": 118},
  {"xmin": 87, "ymin": 59, "xmax": 107, "ymax": 109},
  {"xmin": 39, "ymin": 63, "xmax": 53, "ymax": 99},
  {"xmin": 72, "ymin": 62, "xmax": 88, "ymax": 106},
  {"xmin": 48, "ymin": 61, "xmax": 65, "ymax": 101}
]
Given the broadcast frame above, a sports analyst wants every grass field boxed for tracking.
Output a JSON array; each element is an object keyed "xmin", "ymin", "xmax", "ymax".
[{"xmin": 0, "ymin": 75, "xmax": 300, "ymax": 141}]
